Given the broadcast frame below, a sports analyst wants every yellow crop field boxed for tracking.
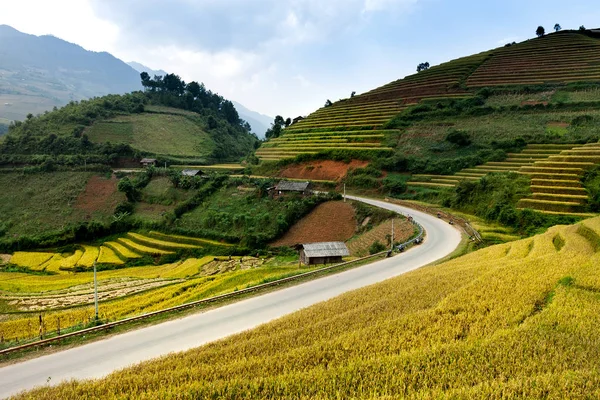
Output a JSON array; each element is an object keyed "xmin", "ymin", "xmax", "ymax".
[
  {"xmin": 0, "ymin": 265, "xmax": 307, "ymax": 343},
  {"xmin": 97, "ymin": 246, "xmax": 124, "ymax": 265},
  {"xmin": 16, "ymin": 216, "xmax": 600, "ymax": 399},
  {"xmin": 9, "ymin": 252, "xmax": 54, "ymax": 268},
  {"xmin": 77, "ymin": 245, "xmax": 99, "ymax": 268},
  {"xmin": 149, "ymin": 231, "xmax": 233, "ymax": 247},
  {"xmin": 104, "ymin": 241, "xmax": 142, "ymax": 259},
  {"xmin": 60, "ymin": 250, "xmax": 83, "ymax": 269},
  {"xmin": 127, "ymin": 232, "xmax": 199, "ymax": 249},
  {"xmin": 117, "ymin": 238, "xmax": 173, "ymax": 255}
]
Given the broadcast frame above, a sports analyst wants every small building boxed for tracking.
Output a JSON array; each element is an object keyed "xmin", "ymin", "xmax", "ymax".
[
  {"xmin": 140, "ymin": 158, "xmax": 157, "ymax": 168},
  {"xmin": 298, "ymin": 242, "xmax": 350, "ymax": 265},
  {"xmin": 292, "ymin": 116, "xmax": 304, "ymax": 125},
  {"xmin": 273, "ymin": 180, "xmax": 312, "ymax": 197},
  {"xmin": 181, "ymin": 169, "xmax": 204, "ymax": 177}
]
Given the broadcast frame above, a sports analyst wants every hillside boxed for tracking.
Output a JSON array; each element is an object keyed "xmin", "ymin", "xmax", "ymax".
[
  {"xmin": 0, "ymin": 25, "xmax": 141, "ymax": 126},
  {"xmin": 0, "ymin": 75, "xmax": 259, "ymax": 166},
  {"xmin": 256, "ymin": 30, "xmax": 600, "ymax": 218},
  {"xmin": 16, "ymin": 215, "xmax": 600, "ymax": 398}
]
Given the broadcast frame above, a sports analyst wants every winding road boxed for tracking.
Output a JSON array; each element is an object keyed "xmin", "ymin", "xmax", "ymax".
[{"xmin": 0, "ymin": 196, "xmax": 462, "ymax": 398}]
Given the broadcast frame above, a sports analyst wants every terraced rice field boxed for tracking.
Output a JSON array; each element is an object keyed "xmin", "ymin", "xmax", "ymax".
[
  {"xmin": 256, "ymin": 130, "xmax": 397, "ymax": 161},
  {"xmin": 408, "ymin": 143, "xmax": 600, "ymax": 216},
  {"xmin": 467, "ymin": 32, "xmax": 600, "ymax": 87},
  {"xmin": 7, "ymin": 232, "xmax": 231, "ymax": 274}
]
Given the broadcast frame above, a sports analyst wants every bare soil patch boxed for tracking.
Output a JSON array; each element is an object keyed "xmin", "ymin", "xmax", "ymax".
[
  {"xmin": 75, "ymin": 175, "xmax": 124, "ymax": 216},
  {"xmin": 279, "ymin": 160, "xmax": 369, "ymax": 181},
  {"xmin": 271, "ymin": 201, "xmax": 357, "ymax": 247},
  {"xmin": 0, "ymin": 254, "xmax": 11, "ymax": 264}
]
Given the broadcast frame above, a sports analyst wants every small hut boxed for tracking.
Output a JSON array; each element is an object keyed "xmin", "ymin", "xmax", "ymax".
[
  {"xmin": 181, "ymin": 169, "xmax": 204, "ymax": 177},
  {"xmin": 140, "ymin": 158, "xmax": 157, "ymax": 168},
  {"xmin": 292, "ymin": 116, "xmax": 305, "ymax": 125},
  {"xmin": 273, "ymin": 181, "xmax": 312, "ymax": 197},
  {"xmin": 298, "ymin": 242, "xmax": 350, "ymax": 266}
]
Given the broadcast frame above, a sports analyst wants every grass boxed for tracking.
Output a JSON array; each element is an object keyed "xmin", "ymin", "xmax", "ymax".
[
  {"xmin": 86, "ymin": 113, "xmax": 214, "ymax": 157},
  {"xmin": 18, "ymin": 215, "xmax": 600, "ymax": 398},
  {"xmin": 0, "ymin": 172, "xmax": 95, "ymax": 237}
]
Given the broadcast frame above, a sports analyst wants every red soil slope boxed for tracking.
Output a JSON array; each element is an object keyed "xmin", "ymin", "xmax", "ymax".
[
  {"xmin": 271, "ymin": 201, "xmax": 356, "ymax": 247},
  {"xmin": 75, "ymin": 175, "xmax": 124, "ymax": 217},
  {"xmin": 279, "ymin": 160, "xmax": 368, "ymax": 182}
]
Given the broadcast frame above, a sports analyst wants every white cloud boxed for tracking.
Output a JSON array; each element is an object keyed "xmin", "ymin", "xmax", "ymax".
[{"xmin": 0, "ymin": 0, "xmax": 119, "ymax": 53}]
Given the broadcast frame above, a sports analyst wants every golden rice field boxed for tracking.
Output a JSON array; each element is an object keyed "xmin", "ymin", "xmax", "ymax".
[
  {"xmin": 0, "ymin": 256, "xmax": 311, "ymax": 343},
  {"xmin": 16, "ymin": 216, "xmax": 600, "ymax": 399},
  {"xmin": 5, "ymin": 231, "xmax": 232, "ymax": 274}
]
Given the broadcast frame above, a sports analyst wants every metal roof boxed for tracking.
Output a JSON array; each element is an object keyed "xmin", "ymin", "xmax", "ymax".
[
  {"xmin": 140, "ymin": 158, "xmax": 157, "ymax": 163},
  {"xmin": 182, "ymin": 169, "xmax": 203, "ymax": 176},
  {"xmin": 275, "ymin": 181, "xmax": 311, "ymax": 192},
  {"xmin": 301, "ymin": 242, "xmax": 350, "ymax": 258}
]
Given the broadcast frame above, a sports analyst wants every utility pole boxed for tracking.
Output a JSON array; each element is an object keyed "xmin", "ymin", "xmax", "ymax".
[
  {"xmin": 93, "ymin": 262, "xmax": 99, "ymax": 321},
  {"xmin": 343, "ymin": 184, "xmax": 346, "ymax": 202},
  {"xmin": 391, "ymin": 218, "xmax": 394, "ymax": 250}
]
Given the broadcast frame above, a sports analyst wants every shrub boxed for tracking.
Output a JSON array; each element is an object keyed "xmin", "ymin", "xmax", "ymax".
[
  {"xmin": 369, "ymin": 240, "xmax": 387, "ymax": 254},
  {"xmin": 446, "ymin": 129, "xmax": 472, "ymax": 146}
]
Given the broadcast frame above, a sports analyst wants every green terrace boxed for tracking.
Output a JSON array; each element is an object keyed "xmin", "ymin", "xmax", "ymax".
[{"xmin": 408, "ymin": 143, "xmax": 600, "ymax": 217}]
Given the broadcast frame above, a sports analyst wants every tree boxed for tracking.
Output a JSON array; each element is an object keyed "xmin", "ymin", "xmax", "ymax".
[
  {"xmin": 324, "ymin": 99, "xmax": 333, "ymax": 107},
  {"xmin": 417, "ymin": 62, "xmax": 430, "ymax": 72},
  {"xmin": 350, "ymin": 91, "xmax": 356, "ymax": 98},
  {"xmin": 186, "ymin": 81, "xmax": 201, "ymax": 98},
  {"xmin": 580, "ymin": 25, "xmax": 586, "ymax": 31},
  {"xmin": 284, "ymin": 117, "xmax": 291, "ymax": 128},
  {"xmin": 536, "ymin": 26, "xmax": 545, "ymax": 37},
  {"xmin": 554, "ymin": 23, "xmax": 561, "ymax": 32},
  {"xmin": 265, "ymin": 115, "xmax": 286, "ymax": 140},
  {"xmin": 140, "ymin": 72, "xmax": 151, "ymax": 90}
]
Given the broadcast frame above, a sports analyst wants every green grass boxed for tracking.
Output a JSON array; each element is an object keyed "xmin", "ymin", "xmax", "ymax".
[
  {"xmin": 141, "ymin": 177, "xmax": 195, "ymax": 206},
  {"xmin": 86, "ymin": 113, "xmax": 214, "ymax": 157},
  {"xmin": 0, "ymin": 172, "xmax": 102, "ymax": 237}
]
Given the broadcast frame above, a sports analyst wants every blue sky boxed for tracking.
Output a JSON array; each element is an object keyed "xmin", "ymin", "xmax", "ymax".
[{"xmin": 1, "ymin": 0, "xmax": 599, "ymax": 118}]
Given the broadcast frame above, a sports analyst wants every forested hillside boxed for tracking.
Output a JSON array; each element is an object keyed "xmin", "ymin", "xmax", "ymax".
[{"xmin": 0, "ymin": 73, "xmax": 259, "ymax": 166}]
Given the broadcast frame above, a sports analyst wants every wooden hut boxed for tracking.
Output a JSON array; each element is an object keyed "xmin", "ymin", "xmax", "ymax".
[
  {"xmin": 298, "ymin": 242, "xmax": 350, "ymax": 266},
  {"xmin": 140, "ymin": 158, "xmax": 157, "ymax": 167},
  {"xmin": 273, "ymin": 181, "xmax": 312, "ymax": 197},
  {"xmin": 181, "ymin": 169, "xmax": 204, "ymax": 177}
]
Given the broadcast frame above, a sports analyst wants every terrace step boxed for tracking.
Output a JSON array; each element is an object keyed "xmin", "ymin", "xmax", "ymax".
[
  {"xmin": 407, "ymin": 182, "xmax": 455, "ymax": 189},
  {"xmin": 507, "ymin": 153, "xmax": 552, "ymax": 159},
  {"xmin": 462, "ymin": 168, "xmax": 517, "ymax": 174},
  {"xmin": 455, "ymin": 172, "xmax": 487, "ymax": 178},
  {"xmin": 523, "ymin": 210, "xmax": 597, "ymax": 218},
  {"xmin": 524, "ymin": 172, "xmax": 582, "ymax": 180},
  {"xmin": 520, "ymin": 167, "xmax": 585, "ymax": 176},
  {"xmin": 533, "ymin": 161, "xmax": 596, "ymax": 169},
  {"xmin": 561, "ymin": 150, "xmax": 600, "ymax": 156},
  {"xmin": 530, "ymin": 179, "xmax": 583, "ymax": 188},
  {"xmin": 530, "ymin": 185, "xmax": 588, "ymax": 196},
  {"xmin": 487, "ymin": 161, "xmax": 536, "ymax": 167},
  {"xmin": 475, "ymin": 165, "xmax": 521, "ymax": 171},
  {"xmin": 525, "ymin": 144, "xmax": 579, "ymax": 150},
  {"xmin": 521, "ymin": 149, "xmax": 567, "ymax": 155},
  {"xmin": 431, "ymin": 178, "xmax": 461, "ymax": 184},
  {"xmin": 517, "ymin": 199, "xmax": 588, "ymax": 214},
  {"xmin": 547, "ymin": 155, "xmax": 600, "ymax": 163},
  {"xmin": 531, "ymin": 193, "xmax": 588, "ymax": 205}
]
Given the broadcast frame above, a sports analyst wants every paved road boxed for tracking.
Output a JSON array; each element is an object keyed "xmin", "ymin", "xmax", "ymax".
[{"xmin": 0, "ymin": 196, "xmax": 462, "ymax": 398}]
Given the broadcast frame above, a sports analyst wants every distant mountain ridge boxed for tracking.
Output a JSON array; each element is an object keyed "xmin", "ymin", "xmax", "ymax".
[
  {"xmin": 0, "ymin": 24, "xmax": 141, "ymax": 125},
  {"xmin": 127, "ymin": 62, "xmax": 168, "ymax": 78},
  {"xmin": 232, "ymin": 101, "xmax": 272, "ymax": 139}
]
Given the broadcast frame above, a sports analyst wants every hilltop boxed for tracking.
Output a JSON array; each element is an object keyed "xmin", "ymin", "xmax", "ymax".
[{"xmin": 256, "ymin": 29, "xmax": 600, "ymax": 222}]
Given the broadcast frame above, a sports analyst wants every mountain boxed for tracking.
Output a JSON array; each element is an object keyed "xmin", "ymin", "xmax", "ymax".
[
  {"xmin": 127, "ymin": 61, "xmax": 168, "ymax": 78},
  {"xmin": 0, "ymin": 24, "xmax": 141, "ymax": 125},
  {"xmin": 232, "ymin": 101, "xmax": 272, "ymax": 139}
]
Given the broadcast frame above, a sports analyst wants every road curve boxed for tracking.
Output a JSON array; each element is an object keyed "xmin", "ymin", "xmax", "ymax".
[{"xmin": 0, "ymin": 196, "xmax": 462, "ymax": 398}]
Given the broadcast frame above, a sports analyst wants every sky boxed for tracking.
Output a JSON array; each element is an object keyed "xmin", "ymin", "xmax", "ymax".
[{"xmin": 1, "ymin": 0, "xmax": 599, "ymax": 118}]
